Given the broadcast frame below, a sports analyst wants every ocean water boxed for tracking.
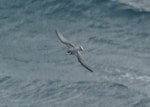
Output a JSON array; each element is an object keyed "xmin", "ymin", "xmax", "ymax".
[{"xmin": 0, "ymin": 0, "xmax": 150, "ymax": 107}]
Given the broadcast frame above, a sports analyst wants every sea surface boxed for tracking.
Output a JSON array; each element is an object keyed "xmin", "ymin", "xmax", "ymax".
[{"xmin": 0, "ymin": 0, "xmax": 150, "ymax": 107}]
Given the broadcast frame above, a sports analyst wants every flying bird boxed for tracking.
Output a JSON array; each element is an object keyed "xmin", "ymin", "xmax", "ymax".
[{"xmin": 55, "ymin": 29, "xmax": 94, "ymax": 72}]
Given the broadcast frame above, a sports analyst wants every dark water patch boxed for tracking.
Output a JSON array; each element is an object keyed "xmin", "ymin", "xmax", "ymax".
[
  {"xmin": 133, "ymin": 98, "xmax": 150, "ymax": 107},
  {"xmin": 43, "ymin": 0, "xmax": 90, "ymax": 21},
  {"xmin": 3, "ymin": 56, "xmax": 31, "ymax": 64},
  {"xmin": 0, "ymin": 76, "xmax": 11, "ymax": 83},
  {"xmin": 109, "ymin": 83, "xmax": 131, "ymax": 99},
  {"xmin": 109, "ymin": 83, "xmax": 128, "ymax": 90},
  {"xmin": 91, "ymin": 0, "xmax": 150, "ymax": 18},
  {"xmin": 88, "ymin": 36, "xmax": 120, "ymax": 47},
  {"xmin": 0, "ymin": 0, "xmax": 28, "ymax": 9},
  {"xmin": 135, "ymin": 32, "xmax": 150, "ymax": 39},
  {"xmin": 110, "ymin": 1, "xmax": 150, "ymax": 17}
]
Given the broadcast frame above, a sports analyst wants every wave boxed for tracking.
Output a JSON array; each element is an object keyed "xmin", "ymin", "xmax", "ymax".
[
  {"xmin": 43, "ymin": 0, "xmax": 150, "ymax": 21},
  {"xmin": 110, "ymin": 0, "xmax": 150, "ymax": 16},
  {"xmin": 1, "ymin": 0, "xmax": 149, "ymax": 22},
  {"xmin": 0, "ymin": 76, "xmax": 11, "ymax": 83},
  {"xmin": 91, "ymin": 0, "xmax": 150, "ymax": 16},
  {"xmin": 0, "ymin": 76, "xmax": 149, "ymax": 107}
]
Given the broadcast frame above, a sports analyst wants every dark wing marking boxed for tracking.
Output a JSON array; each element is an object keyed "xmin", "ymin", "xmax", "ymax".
[
  {"xmin": 55, "ymin": 29, "xmax": 75, "ymax": 48},
  {"xmin": 76, "ymin": 52, "xmax": 94, "ymax": 72}
]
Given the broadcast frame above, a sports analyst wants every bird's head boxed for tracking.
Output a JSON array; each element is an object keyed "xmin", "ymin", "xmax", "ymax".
[{"xmin": 79, "ymin": 46, "xmax": 84, "ymax": 51}]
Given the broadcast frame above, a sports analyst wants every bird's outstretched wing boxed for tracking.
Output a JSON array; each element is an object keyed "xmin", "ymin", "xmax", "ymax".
[
  {"xmin": 76, "ymin": 52, "xmax": 94, "ymax": 72},
  {"xmin": 55, "ymin": 29, "xmax": 75, "ymax": 48}
]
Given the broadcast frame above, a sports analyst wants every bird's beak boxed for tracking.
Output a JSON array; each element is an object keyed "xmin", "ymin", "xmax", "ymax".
[{"xmin": 65, "ymin": 52, "xmax": 69, "ymax": 55}]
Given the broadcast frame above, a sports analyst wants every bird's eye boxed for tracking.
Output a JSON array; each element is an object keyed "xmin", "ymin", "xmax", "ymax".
[{"xmin": 67, "ymin": 50, "xmax": 71, "ymax": 53}]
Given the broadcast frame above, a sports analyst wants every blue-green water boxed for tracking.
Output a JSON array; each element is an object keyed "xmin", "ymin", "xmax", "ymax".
[{"xmin": 0, "ymin": 0, "xmax": 150, "ymax": 107}]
